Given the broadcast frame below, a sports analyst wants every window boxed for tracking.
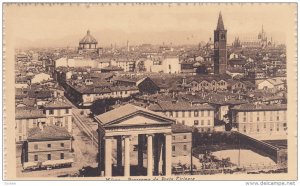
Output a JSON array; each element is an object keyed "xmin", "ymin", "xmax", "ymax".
[
  {"xmin": 277, "ymin": 124, "xmax": 280, "ymax": 131},
  {"xmin": 243, "ymin": 125, "xmax": 246, "ymax": 133},
  {"xmin": 19, "ymin": 136, "xmax": 22, "ymax": 141},
  {"xmin": 194, "ymin": 111, "xmax": 199, "ymax": 117},
  {"xmin": 182, "ymin": 111, "xmax": 185, "ymax": 117},
  {"xmin": 201, "ymin": 120, "xmax": 204, "ymax": 126},
  {"xmin": 208, "ymin": 111, "xmax": 210, "ymax": 117},
  {"xmin": 208, "ymin": 120, "xmax": 211, "ymax": 125},
  {"xmin": 61, "ymin": 143, "xmax": 64, "ymax": 147},
  {"xmin": 270, "ymin": 123, "xmax": 274, "ymax": 131},
  {"xmin": 49, "ymin": 110, "xmax": 54, "ymax": 115},
  {"xmin": 270, "ymin": 112, "xmax": 273, "ymax": 121},
  {"xmin": 170, "ymin": 111, "xmax": 173, "ymax": 117},
  {"xmin": 65, "ymin": 109, "xmax": 69, "ymax": 114},
  {"xmin": 34, "ymin": 155, "xmax": 38, "ymax": 161},
  {"xmin": 60, "ymin": 153, "xmax": 64, "ymax": 159},
  {"xmin": 183, "ymin": 135, "xmax": 187, "ymax": 139},
  {"xmin": 18, "ymin": 120, "xmax": 22, "ymax": 133},
  {"xmin": 263, "ymin": 111, "xmax": 266, "ymax": 121},
  {"xmin": 34, "ymin": 144, "xmax": 38, "ymax": 150},
  {"xmin": 277, "ymin": 111, "xmax": 280, "ymax": 121},
  {"xmin": 194, "ymin": 120, "xmax": 199, "ymax": 125},
  {"xmin": 264, "ymin": 123, "xmax": 266, "ymax": 129},
  {"xmin": 47, "ymin": 144, "xmax": 51, "ymax": 148},
  {"xmin": 172, "ymin": 145, "xmax": 175, "ymax": 152},
  {"xmin": 183, "ymin": 145, "xmax": 187, "ymax": 151},
  {"xmin": 257, "ymin": 112, "xmax": 260, "ymax": 121},
  {"xmin": 182, "ymin": 120, "xmax": 185, "ymax": 125},
  {"xmin": 201, "ymin": 111, "xmax": 204, "ymax": 117},
  {"xmin": 175, "ymin": 111, "xmax": 178, "ymax": 117},
  {"xmin": 58, "ymin": 109, "xmax": 61, "ymax": 116},
  {"xmin": 172, "ymin": 136, "xmax": 175, "ymax": 140},
  {"xmin": 65, "ymin": 117, "xmax": 68, "ymax": 126},
  {"xmin": 47, "ymin": 154, "xmax": 51, "ymax": 160},
  {"xmin": 250, "ymin": 112, "xmax": 253, "ymax": 122},
  {"xmin": 189, "ymin": 111, "xmax": 192, "ymax": 117}
]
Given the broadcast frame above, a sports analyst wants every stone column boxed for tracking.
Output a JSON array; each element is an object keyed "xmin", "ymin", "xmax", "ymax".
[
  {"xmin": 164, "ymin": 133, "xmax": 172, "ymax": 176},
  {"xmin": 116, "ymin": 136, "xmax": 123, "ymax": 171},
  {"xmin": 124, "ymin": 136, "xmax": 131, "ymax": 177},
  {"xmin": 147, "ymin": 134, "xmax": 153, "ymax": 176},
  {"xmin": 138, "ymin": 134, "xmax": 144, "ymax": 174},
  {"xmin": 104, "ymin": 136, "xmax": 113, "ymax": 177}
]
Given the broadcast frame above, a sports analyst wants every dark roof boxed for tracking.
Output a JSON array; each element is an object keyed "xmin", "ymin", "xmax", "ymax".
[
  {"xmin": 232, "ymin": 103, "xmax": 287, "ymax": 111},
  {"xmin": 28, "ymin": 90, "xmax": 52, "ymax": 99},
  {"xmin": 216, "ymin": 12, "xmax": 225, "ymax": 30},
  {"xmin": 27, "ymin": 125, "xmax": 71, "ymax": 141},
  {"xmin": 15, "ymin": 108, "xmax": 46, "ymax": 119}
]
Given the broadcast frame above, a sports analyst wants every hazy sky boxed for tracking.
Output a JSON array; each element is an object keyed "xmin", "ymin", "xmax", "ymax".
[{"xmin": 4, "ymin": 3, "xmax": 294, "ymax": 48}]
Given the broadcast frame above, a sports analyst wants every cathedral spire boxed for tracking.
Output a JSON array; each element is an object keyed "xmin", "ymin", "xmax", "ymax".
[{"xmin": 216, "ymin": 12, "xmax": 225, "ymax": 30}]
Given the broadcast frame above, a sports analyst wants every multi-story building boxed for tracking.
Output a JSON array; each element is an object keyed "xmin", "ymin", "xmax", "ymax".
[
  {"xmin": 231, "ymin": 103, "xmax": 287, "ymax": 140},
  {"xmin": 15, "ymin": 108, "xmax": 47, "ymax": 142},
  {"xmin": 44, "ymin": 100, "xmax": 73, "ymax": 133},
  {"xmin": 22, "ymin": 125, "xmax": 73, "ymax": 170},
  {"xmin": 171, "ymin": 124, "xmax": 192, "ymax": 159},
  {"xmin": 148, "ymin": 101, "xmax": 215, "ymax": 132}
]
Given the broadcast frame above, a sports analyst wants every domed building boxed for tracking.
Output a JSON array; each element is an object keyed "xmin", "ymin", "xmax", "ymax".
[{"xmin": 78, "ymin": 30, "xmax": 100, "ymax": 54}]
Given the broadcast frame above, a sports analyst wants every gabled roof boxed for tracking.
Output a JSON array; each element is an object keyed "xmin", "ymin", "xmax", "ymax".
[
  {"xmin": 27, "ymin": 125, "xmax": 71, "ymax": 141},
  {"xmin": 95, "ymin": 104, "xmax": 174, "ymax": 126}
]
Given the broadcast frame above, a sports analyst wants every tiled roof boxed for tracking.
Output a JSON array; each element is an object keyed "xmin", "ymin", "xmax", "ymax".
[
  {"xmin": 44, "ymin": 100, "xmax": 72, "ymax": 109},
  {"xmin": 95, "ymin": 104, "xmax": 174, "ymax": 125},
  {"xmin": 171, "ymin": 123, "xmax": 193, "ymax": 133},
  {"xmin": 232, "ymin": 103, "xmax": 287, "ymax": 111},
  {"xmin": 15, "ymin": 108, "xmax": 46, "ymax": 119},
  {"xmin": 27, "ymin": 125, "xmax": 71, "ymax": 141}
]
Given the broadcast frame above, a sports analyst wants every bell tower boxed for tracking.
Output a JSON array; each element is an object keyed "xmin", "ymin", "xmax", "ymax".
[{"xmin": 214, "ymin": 12, "xmax": 227, "ymax": 74}]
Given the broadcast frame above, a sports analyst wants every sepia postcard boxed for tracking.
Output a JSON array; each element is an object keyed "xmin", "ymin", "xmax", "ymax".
[{"xmin": 2, "ymin": 2, "xmax": 298, "ymax": 181}]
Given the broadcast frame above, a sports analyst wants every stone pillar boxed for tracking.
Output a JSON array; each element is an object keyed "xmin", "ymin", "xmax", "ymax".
[
  {"xmin": 116, "ymin": 136, "xmax": 123, "ymax": 170},
  {"xmin": 138, "ymin": 134, "xmax": 144, "ymax": 174},
  {"xmin": 164, "ymin": 133, "xmax": 172, "ymax": 176},
  {"xmin": 124, "ymin": 136, "xmax": 131, "ymax": 177},
  {"xmin": 154, "ymin": 135, "xmax": 162, "ymax": 175},
  {"xmin": 147, "ymin": 134, "xmax": 153, "ymax": 176},
  {"xmin": 104, "ymin": 136, "xmax": 112, "ymax": 177}
]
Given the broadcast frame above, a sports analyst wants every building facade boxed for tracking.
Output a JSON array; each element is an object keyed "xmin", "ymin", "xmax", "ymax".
[
  {"xmin": 231, "ymin": 103, "xmax": 287, "ymax": 140},
  {"xmin": 22, "ymin": 125, "xmax": 73, "ymax": 170}
]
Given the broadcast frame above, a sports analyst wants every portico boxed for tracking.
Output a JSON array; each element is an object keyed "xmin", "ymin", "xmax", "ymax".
[{"xmin": 95, "ymin": 104, "xmax": 174, "ymax": 177}]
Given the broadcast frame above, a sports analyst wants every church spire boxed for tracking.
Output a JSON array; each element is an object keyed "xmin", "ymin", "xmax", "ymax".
[{"xmin": 216, "ymin": 12, "xmax": 225, "ymax": 30}]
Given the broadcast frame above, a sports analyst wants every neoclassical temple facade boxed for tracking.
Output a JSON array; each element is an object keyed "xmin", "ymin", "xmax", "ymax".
[{"xmin": 95, "ymin": 104, "xmax": 175, "ymax": 177}]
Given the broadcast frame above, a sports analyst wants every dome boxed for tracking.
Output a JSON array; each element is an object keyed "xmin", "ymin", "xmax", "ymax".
[{"xmin": 79, "ymin": 30, "xmax": 98, "ymax": 44}]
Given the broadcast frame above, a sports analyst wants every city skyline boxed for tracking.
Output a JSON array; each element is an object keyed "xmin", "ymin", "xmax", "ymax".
[{"xmin": 5, "ymin": 3, "xmax": 288, "ymax": 48}]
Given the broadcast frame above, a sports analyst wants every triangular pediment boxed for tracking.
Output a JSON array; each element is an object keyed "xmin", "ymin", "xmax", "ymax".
[{"xmin": 104, "ymin": 111, "xmax": 173, "ymax": 128}]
